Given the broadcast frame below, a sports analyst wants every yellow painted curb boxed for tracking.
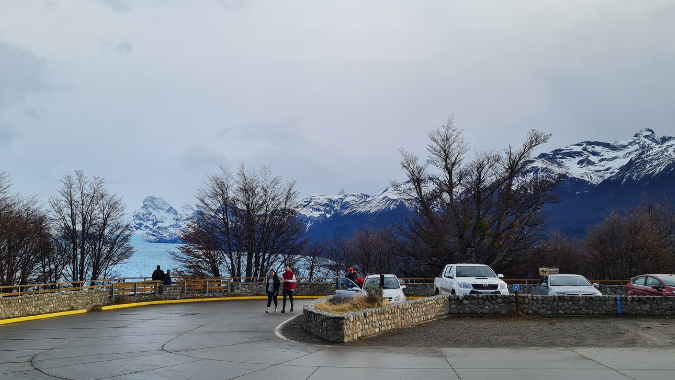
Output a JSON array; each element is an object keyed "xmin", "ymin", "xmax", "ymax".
[
  {"xmin": 99, "ymin": 295, "xmax": 325, "ymax": 311},
  {"xmin": 0, "ymin": 309, "xmax": 87, "ymax": 326}
]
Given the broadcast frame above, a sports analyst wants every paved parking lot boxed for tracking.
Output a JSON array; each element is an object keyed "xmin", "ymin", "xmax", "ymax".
[{"xmin": 1, "ymin": 300, "xmax": 674, "ymax": 379}]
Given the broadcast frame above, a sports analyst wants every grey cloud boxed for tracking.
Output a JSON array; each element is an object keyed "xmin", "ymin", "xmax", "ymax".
[
  {"xmin": 0, "ymin": 42, "xmax": 48, "ymax": 144},
  {"xmin": 116, "ymin": 41, "xmax": 132, "ymax": 54},
  {"xmin": 0, "ymin": 42, "xmax": 48, "ymax": 108},
  {"xmin": 216, "ymin": 118, "xmax": 302, "ymax": 146},
  {"xmin": 102, "ymin": 0, "xmax": 130, "ymax": 13},
  {"xmin": 23, "ymin": 107, "xmax": 40, "ymax": 119},
  {"xmin": 180, "ymin": 145, "xmax": 228, "ymax": 168}
]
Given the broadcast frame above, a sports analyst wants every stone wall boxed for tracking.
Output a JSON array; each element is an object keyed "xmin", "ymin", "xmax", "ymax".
[
  {"xmin": 0, "ymin": 281, "xmax": 338, "ymax": 321},
  {"xmin": 402, "ymin": 283, "xmax": 434, "ymax": 297},
  {"xmin": 0, "ymin": 290, "xmax": 110, "ymax": 319},
  {"xmin": 303, "ymin": 295, "xmax": 449, "ymax": 343},
  {"xmin": 303, "ymin": 294, "xmax": 675, "ymax": 342}
]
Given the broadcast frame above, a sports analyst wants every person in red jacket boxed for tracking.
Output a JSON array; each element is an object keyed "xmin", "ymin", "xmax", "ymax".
[{"xmin": 281, "ymin": 265, "xmax": 296, "ymax": 313}]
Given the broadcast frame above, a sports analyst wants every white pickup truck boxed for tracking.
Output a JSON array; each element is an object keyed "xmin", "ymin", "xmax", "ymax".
[{"xmin": 433, "ymin": 264, "xmax": 509, "ymax": 296}]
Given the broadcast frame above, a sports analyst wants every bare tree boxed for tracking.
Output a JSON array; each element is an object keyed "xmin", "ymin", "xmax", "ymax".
[
  {"xmin": 344, "ymin": 226, "xmax": 398, "ymax": 276},
  {"xmin": 175, "ymin": 164, "xmax": 305, "ymax": 280},
  {"xmin": 0, "ymin": 173, "xmax": 55, "ymax": 288},
  {"xmin": 299, "ymin": 239, "xmax": 329, "ymax": 280},
  {"xmin": 394, "ymin": 117, "xmax": 563, "ymax": 277},
  {"xmin": 49, "ymin": 171, "xmax": 133, "ymax": 285},
  {"xmin": 585, "ymin": 199, "xmax": 675, "ymax": 279}
]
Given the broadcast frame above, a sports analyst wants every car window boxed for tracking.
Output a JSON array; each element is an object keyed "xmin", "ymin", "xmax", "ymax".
[
  {"xmin": 550, "ymin": 276, "xmax": 592, "ymax": 286},
  {"xmin": 455, "ymin": 266, "xmax": 497, "ymax": 277},
  {"xmin": 364, "ymin": 278, "xmax": 379, "ymax": 287},
  {"xmin": 646, "ymin": 276, "xmax": 662, "ymax": 287},
  {"xmin": 632, "ymin": 277, "xmax": 646, "ymax": 286},
  {"xmin": 446, "ymin": 266, "xmax": 454, "ymax": 277},
  {"xmin": 658, "ymin": 276, "xmax": 675, "ymax": 287},
  {"xmin": 538, "ymin": 276, "xmax": 548, "ymax": 286},
  {"xmin": 338, "ymin": 277, "xmax": 360, "ymax": 290}
]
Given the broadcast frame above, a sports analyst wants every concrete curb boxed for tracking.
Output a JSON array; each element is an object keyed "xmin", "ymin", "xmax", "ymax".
[{"xmin": 0, "ymin": 309, "xmax": 87, "ymax": 326}]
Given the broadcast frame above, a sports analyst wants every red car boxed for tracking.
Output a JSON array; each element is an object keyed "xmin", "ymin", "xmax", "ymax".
[{"xmin": 625, "ymin": 274, "xmax": 675, "ymax": 296}]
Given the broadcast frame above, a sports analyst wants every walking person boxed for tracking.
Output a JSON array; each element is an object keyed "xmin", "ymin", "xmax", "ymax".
[
  {"xmin": 280, "ymin": 265, "xmax": 296, "ymax": 313},
  {"xmin": 265, "ymin": 269, "xmax": 280, "ymax": 313}
]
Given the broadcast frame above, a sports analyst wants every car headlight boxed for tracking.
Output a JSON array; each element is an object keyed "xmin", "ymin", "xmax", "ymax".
[
  {"xmin": 394, "ymin": 295, "xmax": 401, "ymax": 301},
  {"xmin": 499, "ymin": 283, "xmax": 506, "ymax": 289},
  {"xmin": 459, "ymin": 282, "xmax": 473, "ymax": 289}
]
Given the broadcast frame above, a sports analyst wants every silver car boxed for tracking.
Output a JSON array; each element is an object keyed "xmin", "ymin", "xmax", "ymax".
[
  {"xmin": 533, "ymin": 274, "xmax": 602, "ymax": 296},
  {"xmin": 335, "ymin": 274, "xmax": 407, "ymax": 304}
]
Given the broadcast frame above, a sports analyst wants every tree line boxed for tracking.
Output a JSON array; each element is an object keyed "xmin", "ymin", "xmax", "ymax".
[
  {"xmin": 0, "ymin": 171, "xmax": 133, "ymax": 289},
  {"xmin": 173, "ymin": 117, "xmax": 675, "ymax": 281},
  {"xmin": 5, "ymin": 118, "xmax": 666, "ymax": 286}
]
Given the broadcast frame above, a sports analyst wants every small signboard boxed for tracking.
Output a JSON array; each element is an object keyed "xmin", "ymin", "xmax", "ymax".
[
  {"xmin": 539, "ymin": 267, "xmax": 560, "ymax": 276},
  {"xmin": 513, "ymin": 284, "xmax": 521, "ymax": 292}
]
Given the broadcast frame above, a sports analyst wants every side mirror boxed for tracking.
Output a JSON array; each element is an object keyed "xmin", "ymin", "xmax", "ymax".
[
  {"xmin": 541, "ymin": 284, "xmax": 548, "ymax": 288},
  {"xmin": 498, "ymin": 274, "xmax": 504, "ymax": 279},
  {"xmin": 401, "ymin": 285, "xmax": 406, "ymax": 289},
  {"xmin": 593, "ymin": 283, "xmax": 600, "ymax": 289},
  {"xmin": 651, "ymin": 285, "xmax": 662, "ymax": 291},
  {"xmin": 445, "ymin": 274, "xmax": 453, "ymax": 279}
]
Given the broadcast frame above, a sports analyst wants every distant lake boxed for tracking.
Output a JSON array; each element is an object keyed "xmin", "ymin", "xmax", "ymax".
[{"xmin": 113, "ymin": 234, "xmax": 181, "ymax": 279}]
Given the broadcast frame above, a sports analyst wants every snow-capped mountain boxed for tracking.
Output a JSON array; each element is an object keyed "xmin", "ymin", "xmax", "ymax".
[
  {"xmin": 129, "ymin": 129, "xmax": 675, "ymax": 242},
  {"xmin": 131, "ymin": 196, "xmax": 193, "ymax": 243},
  {"xmin": 530, "ymin": 128, "xmax": 675, "ymax": 235},
  {"xmin": 531, "ymin": 128, "xmax": 675, "ymax": 186},
  {"xmin": 296, "ymin": 190, "xmax": 370, "ymax": 230},
  {"xmin": 298, "ymin": 187, "xmax": 411, "ymax": 239}
]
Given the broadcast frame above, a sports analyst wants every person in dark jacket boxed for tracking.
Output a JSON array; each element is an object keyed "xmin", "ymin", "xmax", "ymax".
[
  {"xmin": 152, "ymin": 265, "xmax": 165, "ymax": 282},
  {"xmin": 266, "ymin": 270, "xmax": 281, "ymax": 313},
  {"xmin": 345, "ymin": 267, "xmax": 358, "ymax": 287},
  {"xmin": 163, "ymin": 270, "xmax": 172, "ymax": 285}
]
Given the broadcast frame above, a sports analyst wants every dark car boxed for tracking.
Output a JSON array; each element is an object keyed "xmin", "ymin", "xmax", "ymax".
[{"xmin": 625, "ymin": 274, "xmax": 675, "ymax": 296}]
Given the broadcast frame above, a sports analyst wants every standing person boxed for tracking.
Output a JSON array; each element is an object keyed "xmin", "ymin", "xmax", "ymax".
[
  {"xmin": 280, "ymin": 265, "xmax": 296, "ymax": 313},
  {"xmin": 345, "ymin": 267, "xmax": 358, "ymax": 286},
  {"xmin": 152, "ymin": 265, "xmax": 164, "ymax": 282},
  {"xmin": 265, "ymin": 269, "xmax": 280, "ymax": 313}
]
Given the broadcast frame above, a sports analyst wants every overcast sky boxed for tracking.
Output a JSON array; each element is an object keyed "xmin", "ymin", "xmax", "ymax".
[{"xmin": 1, "ymin": 1, "xmax": 675, "ymax": 211}]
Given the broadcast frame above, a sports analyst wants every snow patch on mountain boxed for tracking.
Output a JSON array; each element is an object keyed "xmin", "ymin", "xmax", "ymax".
[
  {"xmin": 530, "ymin": 128, "xmax": 675, "ymax": 185},
  {"xmin": 131, "ymin": 196, "xmax": 192, "ymax": 243}
]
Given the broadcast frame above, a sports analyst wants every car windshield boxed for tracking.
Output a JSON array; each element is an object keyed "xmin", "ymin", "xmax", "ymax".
[
  {"xmin": 658, "ymin": 276, "xmax": 675, "ymax": 287},
  {"xmin": 455, "ymin": 266, "xmax": 497, "ymax": 278},
  {"xmin": 550, "ymin": 276, "xmax": 592, "ymax": 286},
  {"xmin": 364, "ymin": 277, "xmax": 400, "ymax": 289}
]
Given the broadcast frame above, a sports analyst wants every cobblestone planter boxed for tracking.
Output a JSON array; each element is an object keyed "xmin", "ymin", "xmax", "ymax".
[{"xmin": 303, "ymin": 295, "xmax": 449, "ymax": 343}]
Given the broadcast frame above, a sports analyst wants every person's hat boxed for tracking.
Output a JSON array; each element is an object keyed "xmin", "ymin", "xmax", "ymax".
[{"xmin": 348, "ymin": 267, "xmax": 353, "ymax": 271}]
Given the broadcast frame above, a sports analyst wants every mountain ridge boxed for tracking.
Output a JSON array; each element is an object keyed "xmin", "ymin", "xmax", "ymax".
[{"xmin": 130, "ymin": 129, "xmax": 675, "ymax": 241}]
